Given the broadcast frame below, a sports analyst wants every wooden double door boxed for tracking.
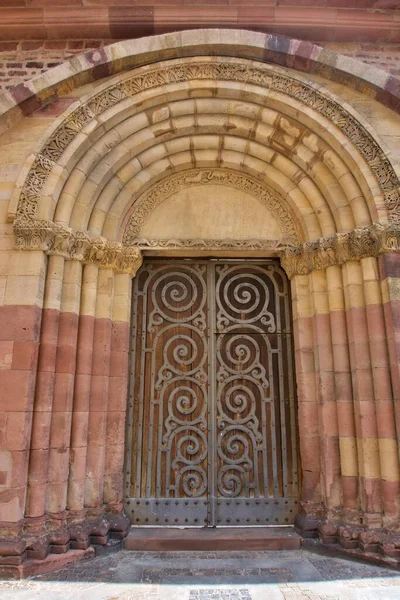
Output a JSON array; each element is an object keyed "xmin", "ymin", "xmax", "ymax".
[{"xmin": 125, "ymin": 260, "xmax": 299, "ymax": 527}]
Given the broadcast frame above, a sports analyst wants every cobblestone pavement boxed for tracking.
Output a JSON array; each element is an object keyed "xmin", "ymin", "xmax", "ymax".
[{"xmin": 1, "ymin": 548, "xmax": 400, "ymax": 599}]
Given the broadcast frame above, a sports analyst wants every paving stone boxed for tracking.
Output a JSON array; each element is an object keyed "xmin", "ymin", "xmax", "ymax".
[{"xmin": 1, "ymin": 549, "xmax": 400, "ymax": 599}]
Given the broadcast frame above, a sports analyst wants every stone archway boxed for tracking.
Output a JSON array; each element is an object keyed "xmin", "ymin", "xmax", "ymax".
[{"xmin": 1, "ymin": 31, "xmax": 400, "ymax": 575}]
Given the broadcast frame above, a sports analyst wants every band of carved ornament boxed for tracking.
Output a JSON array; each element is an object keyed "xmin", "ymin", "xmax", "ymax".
[
  {"xmin": 13, "ymin": 60, "xmax": 400, "ymax": 226},
  {"xmin": 13, "ymin": 218, "xmax": 399, "ymax": 278},
  {"xmin": 13, "ymin": 218, "xmax": 143, "ymax": 277}
]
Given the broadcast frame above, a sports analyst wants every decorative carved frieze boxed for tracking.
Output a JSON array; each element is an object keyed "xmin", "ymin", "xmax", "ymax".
[
  {"xmin": 15, "ymin": 60, "xmax": 400, "ymax": 225},
  {"xmin": 123, "ymin": 169, "xmax": 299, "ymax": 245},
  {"xmin": 13, "ymin": 219, "xmax": 143, "ymax": 277},
  {"xmin": 129, "ymin": 237, "xmax": 287, "ymax": 251},
  {"xmin": 281, "ymin": 222, "xmax": 395, "ymax": 278},
  {"xmin": 14, "ymin": 217, "xmax": 399, "ymax": 280}
]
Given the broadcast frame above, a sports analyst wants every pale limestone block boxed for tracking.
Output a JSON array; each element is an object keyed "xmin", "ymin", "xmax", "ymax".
[
  {"xmin": 4, "ymin": 274, "xmax": 45, "ymax": 308},
  {"xmin": 80, "ymin": 265, "xmax": 99, "ymax": 317},
  {"xmin": 140, "ymin": 184, "xmax": 283, "ymax": 241},
  {"xmin": 339, "ymin": 437, "xmax": 358, "ymax": 477},
  {"xmin": 96, "ymin": 269, "xmax": 114, "ymax": 320},
  {"xmin": 44, "ymin": 255, "xmax": 64, "ymax": 311},
  {"xmin": 357, "ymin": 437, "xmax": 381, "ymax": 480},
  {"xmin": 379, "ymin": 438, "xmax": 400, "ymax": 482},
  {"xmin": 0, "ymin": 276, "xmax": 6, "ymax": 306}
]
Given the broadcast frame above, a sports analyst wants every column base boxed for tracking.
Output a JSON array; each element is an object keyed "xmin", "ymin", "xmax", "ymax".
[{"xmin": 0, "ymin": 508, "xmax": 130, "ymax": 578}]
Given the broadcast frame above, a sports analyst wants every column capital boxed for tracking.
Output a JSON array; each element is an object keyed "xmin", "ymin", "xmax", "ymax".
[
  {"xmin": 13, "ymin": 218, "xmax": 143, "ymax": 278},
  {"xmin": 281, "ymin": 222, "xmax": 400, "ymax": 279}
]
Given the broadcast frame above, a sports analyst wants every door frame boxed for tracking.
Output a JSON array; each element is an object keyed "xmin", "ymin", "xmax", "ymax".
[{"xmin": 124, "ymin": 256, "xmax": 300, "ymax": 527}]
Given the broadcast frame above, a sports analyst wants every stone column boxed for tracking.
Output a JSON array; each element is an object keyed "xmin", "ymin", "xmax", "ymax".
[
  {"xmin": 26, "ymin": 255, "xmax": 64, "ymax": 521},
  {"xmin": 67, "ymin": 264, "xmax": 98, "ymax": 514},
  {"xmin": 326, "ymin": 265, "xmax": 359, "ymax": 516},
  {"xmin": 84, "ymin": 268, "xmax": 115, "ymax": 509},
  {"xmin": 343, "ymin": 261, "xmax": 382, "ymax": 526},
  {"xmin": 291, "ymin": 273, "xmax": 323, "ymax": 536},
  {"xmin": 309, "ymin": 269, "xmax": 341, "ymax": 521},
  {"xmin": 0, "ymin": 250, "xmax": 45, "ymax": 556},
  {"xmin": 104, "ymin": 273, "xmax": 132, "ymax": 508}
]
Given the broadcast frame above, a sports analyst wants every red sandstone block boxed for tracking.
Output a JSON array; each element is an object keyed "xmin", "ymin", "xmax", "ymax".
[
  {"xmin": 47, "ymin": 448, "xmax": 70, "ymax": 484},
  {"xmin": 52, "ymin": 372, "xmax": 75, "ymax": 412},
  {"xmin": 342, "ymin": 476, "xmax": 359, "ymax": 511},
  {"xmin": 295, "ymin": 371, "xmax": 317, "ymax": 403},
  {"xmin": 70, "ymin": 411, "xmax": 89, "ymax": 448},
  {"xmin": 105, "ymin": 410, "xmax": 125, "ymax": 444},
  {"xmin": 372, "ymin": 366, "xmax": 393, "ymax": 402},
  {"xmin": 366, "ymin": 338, "xmax": 389, "ymax": 369},
  {"xmin": 37, "ymin": 342, "xmax": 57, "ymax": 372},
  {"xmin": 352, "ymin": 341, "xmax": 372, "ymax": 370},
  {"xmin": 353, "ymin": 368, "xmax": 375, "ymax": 402},
  {"xmin": 104, "ymin": 442, "xmax": 125, "ymax": 472},
  {"xmin": 336, "ymin": 395, "xmax": 355, "ymax": 428},
  {"xmin": 57, "ymin": 312, "xmax": 79, "ymax": 347},
  {"xmin": 365, "ymin": 303, "xmax": 387, "ymax": 341},
  {"xmin": 299, "ymin": 434, "xmax": 321, "ymax": 471},
  {"xmin": 374, "ymin": 398, "xmax": 398, "ymax": 438},
  {"xmin": 321, "ymin": 403, "xmax": 339, "ymax": 439},
  {"xmin": 40, "ymin": 309, "xmax": 60, "ymax": 344},
  {"xmin": 300, "ymin": 469, "xmax": 322, "ymax": 504},
  {"xmin": 318, "ymin": 371, "xmax": 335, "ymax": 405},
  {"xmin": 381, "ymin": 480, "xmax": 400, "ymax": 516},
  {"xmin": 46, "ymin": 481, "xmax": 68, "ymax": 513},
  {"xmin": 316, "ymin": 344, "xmax": 334, "ymax": 373},
  {"xmin": 89, "ymin": 374, "xmax": 109, "ymax": 411},
  {"xmin": 0, "ymin": 306, "xmax": 41, "ymax": 342},
  {"xmin": 107, "ymin": 376, "xmax": 128, "ymax": 412},
  {"xmin": 25, "ymin": 484, "xmax": 46, "ymax": 519},
  {"xmin": 72, "ymin": 373, "xmax": 91, "ymax": 412},
  {"xmin": 111, "ymin": 321, "xmax": 129, "ymax": 352},
  {"xmin": 0, "ymin": 370, "xmax": 36, "ymax": 411},
  {"xmin": 10, "ymin": 450, "xmax": 29, "ymax": 488},
  {"xmin": 347, "ymin": 307, "xmax": 369, "ymax": 343},
  {"xmin": 4, "ymin": 411, "xmax": 31, "ymax": 451},
  {"xmin": 329, "ymin": 310, "xmax": 348, "ymax": 346},
  {"xmin": 332, "ymin": 343, "xmax": 351, "ymax": 372},
  {"xmin": 109, "ymin": 350, "xmax": 128, "ymax": 378},
  {"xmin": 87, "ymin": 410, "xmax": 107, "ymax": 445},
  {"xmin": 11, "ymin": 341, "xmax": 39, "ymax": 371},
  {"xmin": 49, "ymin": 411, "xmax": 72, "ymax": 449},
  {"xmin": 69, "ymin": 445, "xmax": 87, "ymax": 481},
  {"xmin": 297, "ymin": 402, "xmax": 319, "ymax": 435},
  {"xmin": 55, "ymin": 344, "xmax": 78, "ymax": 374},
  {"xmin": 27, "ymin": 448, "xmax": 49, "ymax": 485},
  {"xmin": 43, "ymin": 7, "xmax": 111, "ymax": 39},
  {"xmin": 354, "ymin": 399, "xmax": 379, "ymax": 438},
  {"xmin": 30, "ymin": 410, "xmax": 51, "ymax": 450},
  {"xmin": 360, "ymin": 477, "xmax": 383, "ymax": 515},
  {"xmin": 294, "ymin": 348, "xmax": 315, "ymax": 374},
  {"xmin": 33, "ymin": 371, "xmax": 55, "ymax": 412},
  {"xmin": 92, "ymin": 320, "xmax": 112, "ymax": 376}
]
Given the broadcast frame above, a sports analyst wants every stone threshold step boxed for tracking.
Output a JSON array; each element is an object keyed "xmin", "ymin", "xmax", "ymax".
[{"xmin": 125, "ymin": 526, "xmax": 301, "ymax": 551}]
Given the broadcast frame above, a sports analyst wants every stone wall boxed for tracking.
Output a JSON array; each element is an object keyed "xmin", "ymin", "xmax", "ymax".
[
  {"xmin": 1, "ymin": 30, "xmax": 400, "ymax": 577},
  {"xmin": 0, "ymin": 40, "xmax": 399, "ymax": 92}
]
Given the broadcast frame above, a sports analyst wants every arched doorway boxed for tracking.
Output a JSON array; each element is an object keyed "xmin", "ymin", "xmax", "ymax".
[{"xmin": 1, "ymin": 30, "xmax": 400, "ymax": 573}]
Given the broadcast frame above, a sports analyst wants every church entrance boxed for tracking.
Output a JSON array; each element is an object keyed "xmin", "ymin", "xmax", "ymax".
[{"xmin": 125, "ymin": 259, "xmax": 299, "ymax": 527}]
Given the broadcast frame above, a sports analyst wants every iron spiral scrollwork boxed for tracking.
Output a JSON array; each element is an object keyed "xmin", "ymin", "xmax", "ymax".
[{"xmin": 127, "ymin": 261, "xmax": 299, "ymax": 527}]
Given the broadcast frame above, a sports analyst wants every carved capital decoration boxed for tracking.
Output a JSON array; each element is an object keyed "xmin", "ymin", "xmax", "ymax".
[
  {"xmin": 14, "ymin": 218, "xmax": 399, "ymax": 280},
  {"xmin": 13, "ymin": 218, "xmax": 143, "ymax": 277},
  {"xmin": 14, "ymin": 59, "xmax": 400, "ymax": 227},
  {"xmin": 281, "ymin": 222, "xmax": 398, "ymax": 279},
  {"xmin": 123, "ymin": 169, "xmax": 299, "ymax": 245}
]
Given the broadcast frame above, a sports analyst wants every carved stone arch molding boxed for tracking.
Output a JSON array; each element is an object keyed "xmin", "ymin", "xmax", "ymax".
[{"xmin": 2, "ymin": 37, "xmax": 400, "ymax": 577}]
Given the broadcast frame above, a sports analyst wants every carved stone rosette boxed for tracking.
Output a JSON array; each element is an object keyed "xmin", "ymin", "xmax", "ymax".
[{"xmin": 13, "ymin": 218, "xmax": 143, "ymax": 277}]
